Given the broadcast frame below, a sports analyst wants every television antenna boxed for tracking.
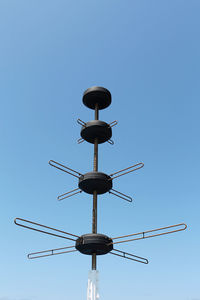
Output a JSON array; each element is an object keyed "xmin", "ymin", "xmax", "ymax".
[{"xmin": 15, "ymin": 87, "xmax": 187, "ymax": 300}]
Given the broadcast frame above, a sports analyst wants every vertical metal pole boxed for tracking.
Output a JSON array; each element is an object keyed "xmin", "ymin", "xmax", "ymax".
[{"xmin": 92, "ymin": 104, "xmax": 99, "ymax": 270}]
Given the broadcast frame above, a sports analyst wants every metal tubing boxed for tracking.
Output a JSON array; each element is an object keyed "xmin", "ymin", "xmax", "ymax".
[
  {"xmin": 92, "ymin": 191, "xmax": 98, "ymax": 234},
  {"xmin": 92, "ymin": 104, "xmax": 99, "ymax": 270},
  {"xmin": 109, "ymin": 162, "xmax": 144, "ymax": 180},
  {"xmin": 109, "ymin": 120, "xmax": 118, "ymax": 128},
  {"xmin": 109, "ymin": 189, "xmax": 133, "ymax": 202},
  {"xmin": 49, "ymin": 160, "xmax": 82, "ymax": 178},
  {"xmin": 112, "ymin": 223, "xmax": 187, "ymax": 245},
  {"xmin": 92, "ymin": 253, "xmax": 97, "ymax": 270},
  {"xmin": 77, "ymin": 119, "xmax": 86, "ymax": 127},
  {"xmin": 93, "ymin": 139, "xmax": 98, "ymax": 171},
  {"xmin": 107, "ymin": 139, "xmax": 114, "ymax": 145},
  {"xmin": 28, "ymin": 246, "xmax": 76, "ymax": 259},
  {"xmin": 77, "ymin": 138, "xmax": 85, "ymax": 144},
  {"xmin": 110, "ymin": 249, "xmax": 148, "ymax": 264},
  {"xmin": 57, "ymin": 188, "xmax": 82, "ymax": 201},
  {"xmin": 14, "ymin": 218, "xmax": 79, "ymax": 241},
  {"xmin": 95, "ymin": 103, "xmax": 99, "ymax": 120}
]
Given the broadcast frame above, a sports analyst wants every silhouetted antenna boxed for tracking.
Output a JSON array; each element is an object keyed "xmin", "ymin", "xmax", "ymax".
[{"xmin": 14, "ymin": 87, "xmax": 187, "ymax": 299}]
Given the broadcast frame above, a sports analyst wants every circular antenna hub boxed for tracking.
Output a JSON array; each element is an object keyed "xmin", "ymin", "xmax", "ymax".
[
  {"xmin": 83, "ymin": 87, "xmax": 111, "ymax": 110},
  {"xmin": 78, "ymin": 172, "xmax": 112, "ymax": 194},
  {"xmin": 81, "ymin": 120, "xmax": 112, "ymax": 144},
  {"xmin": 75, "ymin": 233, "xmax": 113, "ymax": 255}
]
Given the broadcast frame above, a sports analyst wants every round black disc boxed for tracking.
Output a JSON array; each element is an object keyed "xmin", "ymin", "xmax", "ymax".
[
  {"xmin": 78, "ymin": 172, "xmax": 112, "ymax": 194},
  {"xmin": 83, "ymin": 87, "xmax": 111, "ymax": 110},
  {"xmin": 81, "ymin": 120, "xmax": 112, "ymax": 144},
  {"xmin": 75, "ymin": 233, "xmax": 113, "ymax": 255}
]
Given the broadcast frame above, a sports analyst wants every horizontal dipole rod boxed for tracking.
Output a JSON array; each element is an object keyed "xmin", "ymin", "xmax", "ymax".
[
  {"xmin": 109, "ymin": 189, "xmax": 133, "ymax": 202},
  {"xmin": 112, "ymin": 223, "xmax": 187, "ymax": 244},
  {"xmin": 57, "ymin": 188, "xmax": 82, "ymax": 201},
  {"xmin": 14, "ymin": 218, "xmax": 79, "ymax": 241},
  {"xmin": 109, "ymin": 120, "xmax": 118, "ymax": 128},
  {"xmin": 77, "ymin": 138, "xmax": 85, "ymax": 144},
  {"xmin": 77, "ymin": 118, "xmax": 86, "ymax": 127},
  {"xmin": 111, "ymin": 248, "xmax": 148, "ymax": 264},
  {"xmin": 109, "ymin": 162, "xmax": 144, "ymax": 180},
  {"xmin": 49, "ymin": 160, "xmax": 82, "ymax": 178},
  {"xmin": 28, "ymin": 246, "xmax": 76, "ymax": 259},
  {"xmin": 107, "ymin": 139, "xmax": 114, "ymax": 145}
]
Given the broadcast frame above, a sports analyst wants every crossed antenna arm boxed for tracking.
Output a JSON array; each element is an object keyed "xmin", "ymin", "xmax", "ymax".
[
  {"xmin": 111, "ymin": 223, "xmax": 187, "ymax": 245},
  {"xmin": 28, "ymin": 246, "xmax": 148, "ymax": 263},
  {"xmin": 108, "ymin": 162, "xmax": 144, "ymax": 202},
  {"xmin": 49, "ymin": 160, "xmax": 143, "ymax": 202},
  {"xmin": 49, "ymin": 160, "xmax": 82, "ymax": 179},
  {"xmin": 14, "ymin": 218, "xmax": 79, "ymax": 241},
  {"xmin": 57, "ymin": 188, "xmax": 82, "ymax": 201},
  {"xmin": 28, "ymin": 245, "xmax": 77, "ymax": 259},
  {"xmin": 49, "ymin": 160, "xmax": 83, "ymax": 201},
  {"xmin": 110, "ymin": 249, "xmax": 148, "ymax": 264},
  {"xmin": 109, "ymin": 162, "xmax": 144, "ymax": 180},
  {"xmin": 77, "ymin": 119, "xmax": 118, "ymax": 145},
  {"xmin": 109, "ymin": 189, "xmax": 133, "ymax": 202}
]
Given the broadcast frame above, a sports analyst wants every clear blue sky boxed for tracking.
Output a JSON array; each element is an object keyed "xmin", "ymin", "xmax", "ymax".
[{"xmin": 0, "ymin": 1, "xmax": 200, "ymax": 299}]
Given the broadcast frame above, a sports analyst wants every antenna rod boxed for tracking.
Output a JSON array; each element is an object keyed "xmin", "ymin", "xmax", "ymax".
[{"xmin": 92, "ymin": 103, "xmax": 99, "ymax": 270}]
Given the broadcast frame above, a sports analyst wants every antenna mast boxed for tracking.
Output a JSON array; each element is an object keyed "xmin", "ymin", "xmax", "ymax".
[{"xmin": 14, "ymin": 86, "xmax": 187, "ymax": 300}]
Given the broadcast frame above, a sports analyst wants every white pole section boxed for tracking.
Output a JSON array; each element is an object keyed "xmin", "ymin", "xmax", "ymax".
[{"xmin": 87, "ymin": 270, "xmax": 100, "ymax": 300}]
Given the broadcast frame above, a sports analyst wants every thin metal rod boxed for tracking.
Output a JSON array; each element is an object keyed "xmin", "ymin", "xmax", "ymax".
[
  {"xmin": 77, "ymin": 118, "xmax": 86, "ymax": 127},
  {"xmin": 77, "ymin": 137, "xmax": 85, "ymax": 144},
  {"xmin": 110, "ymin": 248, "xmax": 148, "ymax": 264},
  {"xmin": 107, "ymin": 139, "xmax": 114, "ymax": 145},
  {"xmin": 95, "ymin": 103, "xmax": 99, "ymax": 120},
  {"xmin": 92, "ymin": 253, "xmax": 97, "ymax": 271},
  {"xmin": 14, "ymin": 218, "xmax": 79, "ymax": 241},
  {"xmin": 112, "ymin": 223, "xmax": 187, "ymax": 245},
  {"xmin": 49, "ymin": 160, "xmax": 82, "ymax": 179},
  {"xmin": 92, "ymin": 103, "xmax": 99, "ymax": 271},
  {"xmin": 109, "ymin": 162, "xmax": 144, "ymax": 180},
  {"xmin": 92, "ymin": 191, "xmax": 98, "ymax": 234},
  {"xmin": 93, "ymin": 139, "xmax": 98, "ymax": 171},
  {"xmin": 57, "ymin": 188, "xmax": 82, "ymax": 201},
  {"xmin": 109, "ymin": 189, "xmax": 133, "ymax": 202},
  {"xmin": 28, "ymin": 246, "xmax": 76, "ymax": 259},
  {"xmin": 109, "ymin": 120, "xmax": 118, "ymax": 128}
]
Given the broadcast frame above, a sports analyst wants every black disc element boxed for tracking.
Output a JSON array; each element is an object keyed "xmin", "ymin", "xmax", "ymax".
[
  {"xmin": 81, "ymin": 120, "xmax": 112, "ymax": 144},
  {"xmin": 75, "ymin": 233, "xmax": 113, "ymax": 255},
  {"xmin": 78, "ymin": 172, "xmax": 112, "ymax": 195},
  {"xmin": 83, "ymin": 87, "xmax": 111, "ymax": 110}
]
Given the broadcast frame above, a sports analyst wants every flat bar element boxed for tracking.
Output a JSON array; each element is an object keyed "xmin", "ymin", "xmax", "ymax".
[
  {"xmin": 112, "ymin": 223, "xmax": 187, "ymax": 244},
  {"xmin": 49, "ymin": 160, "xmax": 82, "ymax": 178},
  {"xmin": 14, "ymin": 218, "xmax": 79, "ymax": 241},
  {"xmin": 28, "ymin": 245, "xmax": 76, "ymax": 259},
  {"xmin": 57, "ymin": 188, "xmax": 82, "ymax": 201},
  {"xmin": 109, "ymin": 162, "xmax": 144, "ymax": 180},
  {"xmin": 110, "ymin": 249, "xmax": 148, "ymax": 264},
  {"xmin": 109, "ymin": 189, "xmax": 133, "ymax": 202}
]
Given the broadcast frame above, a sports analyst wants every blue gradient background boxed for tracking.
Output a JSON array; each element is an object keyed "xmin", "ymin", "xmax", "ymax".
[{"xmin": 0, "ymin": 1, "xmax": 199, "ymax": 299}]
